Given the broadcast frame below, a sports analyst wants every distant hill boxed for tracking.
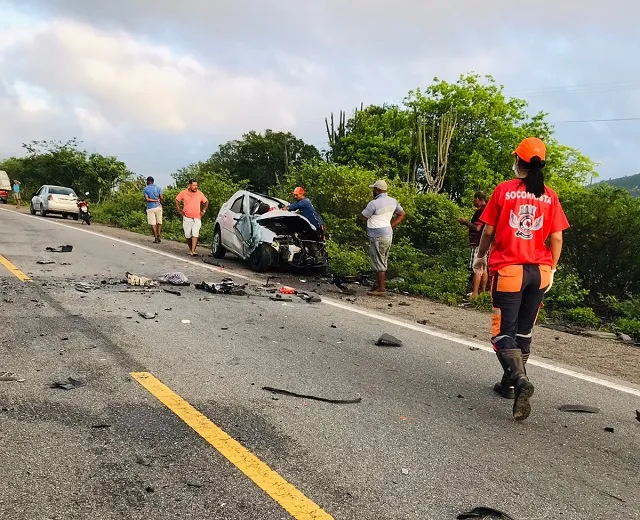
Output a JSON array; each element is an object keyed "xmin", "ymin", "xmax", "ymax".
[{"xmin": 595, "ymin": 173, "xmax": 640, "ymax": 197}]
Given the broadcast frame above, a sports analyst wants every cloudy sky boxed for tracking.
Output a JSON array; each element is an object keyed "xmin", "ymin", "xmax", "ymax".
[{"xmin": 1, "ymin": 0, "xmax": 639, "ymax": 186}]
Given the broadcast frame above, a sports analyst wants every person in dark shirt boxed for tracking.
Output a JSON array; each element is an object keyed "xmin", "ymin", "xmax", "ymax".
[
  {"xmin": 285, "ymin": 187, "xmax": 324, "ymax": 238},
  {"xmin": 458, "ymin": 191, "xmax": 488, "ymax": 297}
]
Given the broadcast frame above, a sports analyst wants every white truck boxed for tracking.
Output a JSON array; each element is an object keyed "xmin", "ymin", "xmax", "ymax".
[{"xmin": 0, "ymin": 170, "xmax": 11, "ymax": 204}]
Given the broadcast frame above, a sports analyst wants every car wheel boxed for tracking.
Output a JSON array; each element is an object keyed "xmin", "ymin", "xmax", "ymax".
[
  {"xmin": 247, "ymin": 244, "xmax": 274, "ymax": 273},
  {"xmin": 30, "ymin": 204, "xmax": 36, "ymax": 215},
  {"xmin": 72, "ymin": 213, "xmax": 79, "ymax": 221},
  {"xmin": 212, "ymin": 226, "xmax": 227, "ymax": 258},
  {"xmin": 40, "ymin": 206, "xmax": 47, "ymax": 217}
]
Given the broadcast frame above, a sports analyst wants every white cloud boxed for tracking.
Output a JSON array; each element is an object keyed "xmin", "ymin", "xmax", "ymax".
[{"xmin": 1, "ymin": 0, "xmax": 640, "ymax": 182}]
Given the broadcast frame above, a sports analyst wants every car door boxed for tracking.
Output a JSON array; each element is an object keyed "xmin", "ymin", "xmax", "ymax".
[
  {"xmin": 36, "ymin": 187, "xmax": 46, "ymax": 210},
  {"xmin": 220, "ymin": 194, "xmax": 247, "ymax": 257}
]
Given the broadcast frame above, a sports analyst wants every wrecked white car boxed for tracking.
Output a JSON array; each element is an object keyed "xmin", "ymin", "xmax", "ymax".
[{"xmin": 212, "ymin": 190, "xmax": 329, "ymax": 274}]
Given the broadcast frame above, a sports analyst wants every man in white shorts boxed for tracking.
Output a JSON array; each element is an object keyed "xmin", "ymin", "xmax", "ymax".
[
  {"xmin": 175, "ymin": 179, "xmax": 209, "ymax": 256},
  {"xmin": 143, "ymin": 176, "xmax": 164, "ymax": 243}
]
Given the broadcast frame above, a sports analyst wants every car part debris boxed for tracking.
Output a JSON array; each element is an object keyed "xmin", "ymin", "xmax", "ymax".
[
  {"xmin": 195, "ymin": 279, "xmax": 247, "ymax": 296},
  {"xmin": 157, "ymin": 272, "xmax": 190, "ymax": 286},
  {"xmin": 398, "ymin": 301, "xmax": 410, "ymax": 306},
  {"xmin": 279, "ymin": 286, "xmax": 296, "ymax": 295},
  {"xmin": 126, "ymin": 272, "xmax": 156, "ymax": 287},
  {"xmin": 558, "ymin": 404, "xmax": 600, "ymax": 414},
  {"xmin": 91, "ymin": 424, "xmax": 112, "ymax": 429},
  {"xmin": 636, "ymin": 410, "xmax": 640, "ymax": 422},
  {"xmin": 298, "ymin": 293, "xmax": 322, "ymax": 303},
  {"xmin": 50, "ymin": 377, "xmax": 85, "ymax": 390},
  {"xmin": 469, "ymin": 346, "xmax": 480, "ymax": 351},
  {"xmin": 0, "ymin": 371, "xmax": 19, "ymax": 382},
  {"xmin": 163, "ymin": 288, "xmax": 182, "ymax": 296},
  {"xmin": 375, "ymin": 333, "xmax": 403, "ymax": 347},
  {"xmin": 46, "ymin": 245, "xmax": 73, "ymax": 252},
  {"xmin": 262, "ymin": 386, "xmax": 362, "ymax": 404},
  {"xmin": 604, "ymin": 427, "xmax": 615, "ymax": 433},
  {"xmin": 457, "ymin": 507, "xmax": 516, "ymax": 519},
  {"xmin": 270, "ymin": 294, "xmax": 292, "ymax": 302},
  {"xmin": 181, "ymin": 320, "xmax": 191, "ymax": 324},
  {"xmin": 36, "ymin": 260, "xmax": 55, "ymax": 265},
  {"xmin": 417, "ymin": 319, "xmax": 428, "ymax": 325},
  {"xmin": 137, "ymin": 311, "xmax": 157, "ymax": 320},
  {"xmin": 401, "ymin": 468, "xmax": 409, "ymax": 475}
]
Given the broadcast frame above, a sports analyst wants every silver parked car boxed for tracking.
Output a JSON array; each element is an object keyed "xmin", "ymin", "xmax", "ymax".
[
  {"xmin": 212, "ymin": 190, "xmax": 329, "ymax": 274},
  {"xmin": 30, "ymin": 185, "xmax": 79, "ymax": 219}
]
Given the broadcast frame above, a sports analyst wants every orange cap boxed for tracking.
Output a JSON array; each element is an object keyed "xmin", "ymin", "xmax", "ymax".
[
  {"xmin": 513, "ymin": 137, "xmax": 546, "ymax": 162},
  {"xmin": 292, "ymin": 186, "xmax": 305, "ymax": 196}
]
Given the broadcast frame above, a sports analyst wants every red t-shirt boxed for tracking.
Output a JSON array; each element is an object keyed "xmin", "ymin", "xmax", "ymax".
[{"xmin": 480, "ymin": 179, "xmax": 569, "ymax": 273}]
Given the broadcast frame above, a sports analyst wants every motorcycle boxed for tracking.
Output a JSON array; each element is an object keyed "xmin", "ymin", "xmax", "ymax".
[{"xmin": 77, "ymin": 192, "xmax": 92, "ymax": 225}]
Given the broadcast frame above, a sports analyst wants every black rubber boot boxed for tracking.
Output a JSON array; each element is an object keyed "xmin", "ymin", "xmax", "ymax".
[
  {"xmin": 501, "ymin": 349, "xmax": 535, "ymax": 421},
  {"xmin": 493, "ymin": 352, "xmax": 515, "ymax": 399}
]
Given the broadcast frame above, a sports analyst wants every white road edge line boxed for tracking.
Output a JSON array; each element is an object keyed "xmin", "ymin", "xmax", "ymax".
[{"xmin": 4, "ymin": 207, "xmax": 640, "ymax": 398}]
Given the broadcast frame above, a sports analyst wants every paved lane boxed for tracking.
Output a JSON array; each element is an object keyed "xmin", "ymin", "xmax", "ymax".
[{"xmin": 1, "ymin": 208, "xmax": 639, "ymax": 520}]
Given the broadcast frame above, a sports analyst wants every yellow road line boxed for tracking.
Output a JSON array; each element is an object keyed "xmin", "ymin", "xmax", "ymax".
[
  {"xmin": 130, "ymin": 372, "xmax": 334, "ymax": 520},
  {"xmin": 0, "ymin": 255, "xmax": 31, "ymax": 282}
]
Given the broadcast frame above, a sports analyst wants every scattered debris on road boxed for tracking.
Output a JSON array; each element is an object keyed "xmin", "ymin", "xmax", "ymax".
[
  {"xmin": 163, "ymin": 288, "xmax": 182, "ymax": 296},
  {"xmin": 157, "ymin": 272, "xmax": 190, "ymax": 286},
  {"xmin": 262, "ymin": 386, "xmax": 362, "ymax": 404},
  {"xmin": 126, "ymin": 272, "xmax": 156, "ymax": 287},
  {"xmin": 375, "ymin": 333, "xmax": 403, "ymax": 347},
  {"xmin": 298, "ymin": 292, "xmax": 322, "ymax": 303},
  {"xmin": 270, "ymin": 294, "xmax": 292, "ymax": 302},
  {"xmin": 137, "ymin": 311, "xmax": 157, "ymax": 320},
  {"xmin": 195, "ymin": 279, "xmax": 247, "ymax": 296},
  {"xmin": 46, "ymin": 245, "xmax": 73, "ymax": 253},
  {"xmin": 91, "ymin": 423, "xmax": 112, "ymax": 429},
  {"xmin": 0, "ymin": 371, "xmax": 19, "ymax": 382},
  {"xmin": 417, "ymin": 319, "xmax": 428, "ymax": 325},
  {"xmin": 36, "ymin": 260, "xmax": 55, "ymax": 265},
  {"xmin": 279, "ymin": 286, "xmax": 296, "ymax": 295},
  {"xmin": 181, "ymin": 319, "xmax": 191, "ymax": 324},
  {"xmin": 401, "ymin": 468, "xmax": 409, "ymax": 475},
  {"xmin": 457, "ymin": 506, "xmax": 516, "ymax": 519},
  {"xmin": 50, "ymin": 377, "xmax": 85, "ymax": 390},
  {"xmin": 469, "ymin": 346, "xmax": 480, "ymax": 351},
  {"xmin": 558, "ymin": 404, "xmax": 600, "ymax": 414},
  {"xmin": 636, "ymin": 410, "xmax": 640, "ymax": 422},
  {"xmin": 604, "ymin": 427, "xmax": 615, "ymax": 433}
]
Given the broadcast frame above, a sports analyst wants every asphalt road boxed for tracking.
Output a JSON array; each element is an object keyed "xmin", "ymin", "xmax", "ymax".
[{"xmin": 1, "ymin": 207, "xmax": 639, "ymax": 520}]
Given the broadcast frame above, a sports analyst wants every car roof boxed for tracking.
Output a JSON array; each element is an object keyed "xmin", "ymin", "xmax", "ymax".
[
  {"xmin": 42, "ymin": 185, "xmax": 75, "ymax": 190},
  {"xmin": 240, "ymin": 191, "xmax": 287, "ymax": 206}
]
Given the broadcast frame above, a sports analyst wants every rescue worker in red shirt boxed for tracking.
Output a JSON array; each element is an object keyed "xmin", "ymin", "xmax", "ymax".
[{"xmin": 473, "ymin": 137, "xmax": 569, "ymax": 421}]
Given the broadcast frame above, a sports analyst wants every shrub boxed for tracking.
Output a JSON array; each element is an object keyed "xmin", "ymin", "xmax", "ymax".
[
  {"xmin": 562, "ymin": 185, "xmax": 640, "ymax": 297},
  {"xmin": 326, "ymin": 241, "xmax": 369, "ymax": 276},
  {"xmin": 614, "ymin": 318, "xmax": 640, "ymax": 341},
  {"xmin": 470, "ymin": 292, "xmax": 492, "ymax": 311},
  {"xmin": 563, "ymin": 307, "xmax": 600, "ymax": 328},
  {"xmin": 543, "ymin": 268, "xmax": 589, "ymax": 311}
]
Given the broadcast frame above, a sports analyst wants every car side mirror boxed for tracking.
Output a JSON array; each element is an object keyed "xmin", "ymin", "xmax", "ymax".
[{"xmin": 32, "ymin": 193, "xmax": 37, "ymax": 197}]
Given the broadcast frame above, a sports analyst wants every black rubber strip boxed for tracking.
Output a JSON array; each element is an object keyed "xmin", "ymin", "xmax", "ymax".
[{"xmin": 262, "ymin": 386, "xmax": 362, "ymax": 404}]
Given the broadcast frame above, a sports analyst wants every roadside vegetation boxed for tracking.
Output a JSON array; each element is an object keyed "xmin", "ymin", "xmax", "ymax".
[{"xmin": 2, "ymin": 73, "xmax": 640, "ymax": 339}]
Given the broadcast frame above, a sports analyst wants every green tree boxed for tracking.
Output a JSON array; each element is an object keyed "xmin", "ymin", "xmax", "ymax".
[
  {"xmin": 329, "ymin": 105, "xmax": 413, "ymax": 180},
  {"xmin": 14, "ymin": 139, "xmax": 132, "ymax": 202},
  {"xmin": 201, "ymin": 130, "xmax": 320, "ymax": 194}
]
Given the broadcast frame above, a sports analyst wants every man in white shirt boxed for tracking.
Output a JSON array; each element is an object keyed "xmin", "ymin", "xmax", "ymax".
[{"xmin": 359, "ymin": 180, "xmax": 406, "ymax": 296}]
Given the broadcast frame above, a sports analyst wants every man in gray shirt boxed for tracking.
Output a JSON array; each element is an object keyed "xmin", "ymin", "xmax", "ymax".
[{"xmin": 359, "ymin": 180, "xmax": 406, "ymax": 296}]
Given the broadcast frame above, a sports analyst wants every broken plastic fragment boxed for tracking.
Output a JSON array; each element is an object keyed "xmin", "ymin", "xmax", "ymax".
[
  {"xmin": 50, "ymin": 377, "xmax": 85, "ymax": 390},
  {"xmin": 457, "ymin": 506, "xmax": 516, "ymax": 519},
  {"xmin": 401, "ymin": 468, "xmax": 409, "ymax": 475},
  {"xmin": 375, "ymin": 333, "xmax": 403, "ymax": 347},
  {"xmin": 157, "ymin": 272, "xmax": 189, "ymax": 286},
  {"xmin": 604, "ymin": 427, "xmax": 615, "ymax": 433},
  {"xmin": 46, "ymin": 245, "xmax": 73, "ymax": 253},
  {"xmin": 558, "ymin": 404, "xmax": 600, "ymax": 414},
  {"xmin": 0, "ymin": 371, "xmax": 19, "ymax": 382},
  {"xmin": 181, "ymin": 320, "xmax": 191, "ymax": 324},
  {"xmin": 137, "ymin": 311, "xmax": 157, "ymax": 320}
]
